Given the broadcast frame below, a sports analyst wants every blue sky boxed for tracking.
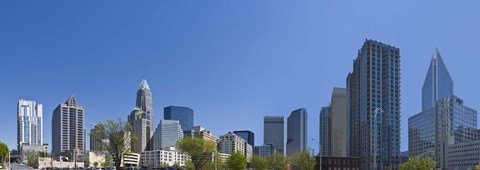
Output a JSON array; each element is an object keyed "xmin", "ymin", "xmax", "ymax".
[{"xmin": 1, "ymin": 0, "xmax": 480, "ymax": 153}]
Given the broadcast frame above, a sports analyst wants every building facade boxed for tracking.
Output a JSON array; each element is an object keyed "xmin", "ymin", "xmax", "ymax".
[
  {"xmin": 320, "ymin": 88, "xmax": 347, "ymax": 157},
  {"xmin": 17, "ymin": 99, "xmax": 43, "ymax": 152},
  {"xmin": 136, "ymin": 80, "xmax": 154, "ymax": 150},
  {"xmin": 153, "ymin": 120, "xmax": 183, "ymax": 150},
  {"xmin": 164, "ymin": 106, "xmax": 194, "ymax": 132},
  {"xmin": 128, "ymin": 107, "xmax": 150, "ymax": 153},
  {"xmin": 286, "ymin": 108, "xmax": 308, "ymax": 156},
  {"xmin": 140, "ymin": 147, "xmax": 188, "ymax": 168},
  {"xmin": 184, "ymin": 126, "xmax": 216, "ymax": 143},
  {"xmin": 320, "ymin": 106, "xmax": 331, "ymax": 156},
  {"xmin": 217, "ymin": 132, "xmax": 246, "ymax": 155},
  {"xmin": 264, "ymin": 116, "xmax": 285, "ymax": 154},
  {"xmin": 254, "ymin": 144, "xmax": 275, "ymax": 158},
  {"xmin": 446, "ymin": 140, "xmax": 480, "ymax": 170},
  {"xmin": 347, "ymin": 40, "xmax": 401, "ymax": 170},
  {"xmin": 233, "ymin": 130, "xmax": 254, "ymax": 147},
  {"xmin": 52, "ymin": 96, "xmax": 85, "ymax": 155},
  {"xmin": 408, "ymin": 50, "xmax": 478, "ymax": 169}
]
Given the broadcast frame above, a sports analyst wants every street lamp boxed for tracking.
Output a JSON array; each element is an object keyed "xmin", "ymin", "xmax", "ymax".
[{"xmin": 373, "ymin": 108, "xmax": 383, "ymax": 170}]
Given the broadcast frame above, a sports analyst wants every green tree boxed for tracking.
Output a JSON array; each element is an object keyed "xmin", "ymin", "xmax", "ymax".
[
  {"xmin": 184, "ymin": 161, "xmax": 195, "ymax": 170},
  {"xmin": 226, "ymin": 152, "xmax": 247, "ymax": 170},
  {"xmin": 0, "ymin": 141, "xmax": 8, "ymax": 162},
  {"xmin": 289, "ymin": 150, "xmax": 316, "ymax": 170},
  {"xmin": 400, "ymin": 155, "xmax": 437, "ymax": 170},
  {"xmin": 93, "ymin": 162, "xmax": 99, "ymax": 168},
  {"xmin": 38, "ymin": 152, "xmax": 48, "ymax": 158},
  {"xmin": 267, "ymin": 152, "xmax": 287, "ymax": 170},
  {"xmin": 159, "ymin": 162, "xmax": 169, "ymax": 168},
  {"xmin": 90, "ymin": 118, "xmax": 136, "ymax": 170},
  {"xmin": 250, "ymin": 155, "xmax": 268, "ymax": 170},
  {"xmin": 176, "ymin": 137, "xmax": 216, "ymax": 170}
]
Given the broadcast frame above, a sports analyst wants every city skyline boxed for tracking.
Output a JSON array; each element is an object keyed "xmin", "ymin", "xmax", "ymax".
[{"xmin": 2, "ymin": 1, "xmax": 480, "ymax": 155}]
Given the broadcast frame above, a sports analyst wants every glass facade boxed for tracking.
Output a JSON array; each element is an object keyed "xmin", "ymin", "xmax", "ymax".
[
  {"xmin": 164, "ymin": 106, "xmax": 194, "ymax": 131},
  {"xmin": 17, "ymin": 100, "xmax": 43, "ymax": 151},
  {"xmin": 320, "ymin": 106, "xmax": 331, "ymax": 156},
  {"xmin": 421, "ymin": 49, "xmax": 453, "ymax": 110},
  {"xmin": 286, "ymin": 108, "xmax": 308, "ymax": 156},
  {"xmin": 153, "ymin": 120, "xmax": 183, "ymax": 150},
  {"xmin": 347, "ymin": 40, "xmax": 401, "ymax": 170},
  {"xmin": 233, "ymin": 130, "xmax": 255, "ymax": 147},
  {"xmin": 264, "ymin": 116, "xmax": 285, "ymax": 154}
]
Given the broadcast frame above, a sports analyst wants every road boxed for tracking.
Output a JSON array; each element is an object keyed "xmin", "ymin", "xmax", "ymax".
[{"xmin": 8, "ymin": 163, "xmax": 34, "ymax": 170}]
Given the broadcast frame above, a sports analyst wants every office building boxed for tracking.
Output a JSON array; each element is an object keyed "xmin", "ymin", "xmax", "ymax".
[
  {"xmin": 317, "ymin": 157, "xmax": 360, "ymax": 170},
  {"xmin": 128, "ymin": 107, "xmax": 150, "ymax": 153},
  {"xmin": 446, "ymin": 140, "xmax": 480, "ymax": 169},
  {"xmin": 233, "ymin": 130, "xmax": 254, "ymax": 147},
  {"xmin": 136, "ymin": 80, "xmax": 154, "ymax": 150},
  {"xmin": 184, "ymin": 126, "xmax": 216, "ymax": 143},
  {"xmin": 164, "ymin": 106, "xmax": 194, "ymax": 131},
  {"xmin": 286, "ymin": 108, "xmax": 307, "ymax": 156},
  {"xmin": 408, "ymin": 50, "xmax": 478, "ymax": 169},
  {"xmin": 254, "ymin": 144, "xmax": 275, "ymax": 158},
  {"xmin": 153, "ymin": 120, "xmax": 183, "ymax": 150},
  {"xmin": 17, "ymin": 100, "xmax": 43, "ymax": 152},
  {"xmin": 52, "ymin": 96, "xmax": 85, "ymax": 155},
  {"xmin": 140, "ymin": 147, "xmax": 188, "ymax": 168},
  {"xmin": 347, "ymin": 40, "xmax": 401, "ymax": 170},
  {"xmin": 264, "ymin": 116, "xmax": 284, "ymax": 154},
  {"xmin": 89, "ymin": 125, "xmax": 103, "ymax": 152},
  {"xmin": 217, "ymin": 132, "xmax": 246, "ymax": 155},
  {"xmin": 320, "ymin": 87, "xmax": 347, "ymax": 157}
]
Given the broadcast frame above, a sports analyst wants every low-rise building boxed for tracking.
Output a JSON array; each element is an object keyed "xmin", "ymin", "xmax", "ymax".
[
  {"xmin": 217, "ymin": 132, "xmax": 245, "ymax": 155},
  {"xmin": 140, "ymin": 147, "xmax": 188, "ymax": 168},
  {"xmin": 184, "ymin": 126, "xmax": 216, "ymax": 143},
  {"xmin": 316, "ymin": 156, "xmax": 360, "ymax": 170},
  {"xmin": 254, "ymin": 144, "xmax": 275, "ymax": 158},
  {"xmin": 123, "ymin": 152, "xmax": 140, "ymax": 168},
  {"xmin": 20, "ymin": 144, "xmax": 48, "ymax": 153}
]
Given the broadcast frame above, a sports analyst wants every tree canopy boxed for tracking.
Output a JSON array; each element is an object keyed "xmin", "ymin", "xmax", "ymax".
[
  {"xmin": 226, "ymin": 151, "xmax": 247, "ymax": 170},
  {"xmin": 176, "ymin": 137, "xmax": 216, "ymax": 170},
  {"xmin": 267, "ymin": 151, "xmax": 287, "ymax": 170},
  {"xmin": 0, "ymin": 142, "xmax": 8, "ymax": 162},
  {"xmin": 400, "ymin": 155, "xmax": 437, "ymax": 170},
  {"xmin": 289, "ymin": 150, "xmax": 316, "ymax": 170},
  {"xmin": 250, "ymin": 155, "xmax": 268, "ymax": 170}
]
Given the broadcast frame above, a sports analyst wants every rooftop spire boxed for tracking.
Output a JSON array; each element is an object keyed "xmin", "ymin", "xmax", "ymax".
[{"xmin": 138, "ymin": 79, "xmax": 150, "ymax": 91}]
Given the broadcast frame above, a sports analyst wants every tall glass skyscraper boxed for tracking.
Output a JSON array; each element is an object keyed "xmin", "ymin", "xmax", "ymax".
[
  {"xmin": 347, "ymin": 40, "xmax": 401, "ymax": 170},
  {"xmin": 136, "ymin": 80, "xmax": 154, "ymax": 150},
  {"xmin": 153, "ymin": 120, "xmax": 183, "ymax": 150},
  {"xmin": 320, "ymin": 106, "xmax": 331, "ymax": 156},
  {"xmin": 408, "ymin": 50, "xmax": 477, "ymax": 169},
  {"xmin": 233, "ymin": 130, "xmax": 255, "ymax": 147},
  {"xmin": 164, "ymin": 106, "xmax": 193, "ymax": 131},
  {"xmin": 17, "ymin": 100, "xmax": 43, "ymax": 151},
  {"xmin": 286, "ymin": 108, "xmax": 307, "ymax": 156},
  {"xmin": 264, "ymin": 116, "xmax": 284, "ymax": 154}
]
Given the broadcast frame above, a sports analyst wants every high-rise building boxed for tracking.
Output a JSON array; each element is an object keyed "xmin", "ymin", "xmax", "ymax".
[
  {"xmin": 153, "ymin": 120, "xmax": 183, "ymax": 150},
  {"xmin": 286, "ymin": 108, "xmax": 307, "ymax": 156},
  {"xmin": 164, "ymin": 106, "xmax": 194, "ymax": 132},
  {"xmin": 408, "ymin": 50, "xmax": 478, "ymax": 168},
  {"xmin": 17, "ymin": 100, "xmax": 43, "ymax": 152},
  {"xmin": 52, "ymin": 96, "xmax": 85, "ymax": 155},
  {"xmin": 136, "ymin": 80, "xmax": 154, "ymax": 150},
  {"xmin": 320, "ymin": 88, "xmax": 347, "ymax": 157},
  {"xmin": 184, "ymin": 126, "xmax": 216, "ymax": 143},
  {"xmin": 128, "ymin": 107, "xmax": 150, "ymax": 153},
  {"xmin": 217, "ymin": 132, "xmax": 246, "ymax": 155},
  {"xmin": 320, "ymin": 106, "xmax": 331, "ymax": 156},
  {"xmin": 89, "ymin": 125, "xmax": 102, "ymax": 151},
  {"xmin": 264, "ymin": 116, "xmax": 284, "ymax": 154},
  {"xmin": 233, "ymin": 130, "xmax": 255, "ymax": 147},
  {"xmin": 347, "ymin": 40, "xmax": 401, "ymax": 170}
]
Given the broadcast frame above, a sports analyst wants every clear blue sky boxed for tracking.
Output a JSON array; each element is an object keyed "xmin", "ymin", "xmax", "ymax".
[{"xmin": 1, "ymin": 0, "xmax": 480, "ymax": 153}]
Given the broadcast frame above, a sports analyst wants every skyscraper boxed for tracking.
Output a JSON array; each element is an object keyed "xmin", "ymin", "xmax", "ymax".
[
  {"xmin": 153, "ymin": 120, "xmax": 183, "ymax": 150},
  {"xmin": 320, "ymin": 88, "xmax": 347, "ymax": 157},
  {"xmin": 233, "ymin": 130, "xmax": 255, "ymax": 147},
  {"xmin": 408, "ymin": 50, "xmax": 478, "ymax": 169},
  {"xmin": 17, "ymin": 100, "xmax": 43, "ymax": 151},
  {"xmin": 264, "ymin": 116, "xmax": 284, "ymax": 154},
  {"xmin": 136, "ymin": 80, "xmax": 154, "ymax": 150},
  {"xmin": 286, "ymin": 108, "xmax": 307, "ymax": 156},
  {"xmin": 217, "ymin": 132, "xmax": 246, "ymax": 155},
  {"xmin": 347, "ymin": 40, "xmax": 401, "ymax": 170},
  {"xmin": 128, "ymin": 107, "xmax": 150, "ymax": 153},
  {"xmin": 52, "ymin": 96, "xmax": 85, "ymax": 155},
  {"xmin": 164, "ymin": 106, "xmax": 194, "ymax": 132}
]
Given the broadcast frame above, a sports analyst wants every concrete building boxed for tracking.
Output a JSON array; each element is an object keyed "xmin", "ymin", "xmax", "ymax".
[
  {"xmin": 408, "ymin": 50, "xmax": 478, "ymax": 169},
  {"xmin": 184, "ymin": 126, "xmax": 216, "ymax": 143},
  {"xmin": 254, "ymin": 144, "xmax": 275, "ymax": 158},
  {"xmin": 264, "ymin": 116, "xmax": 284, "ymax": 154},
  {"xmin": 20, "ymin": 144, "xmax": 48, "ymax": 153},
  {"xmin": 123, "ymin": 152, "xmax": 140, "ymax": 168},
  {"xmin": 233, "ymin": 130, "xmax": 255, "ymax": 147},
  {"xmin": 140, "ymin": 147, "xmax": 188, "ymax": 168},
  {"xmin": 217, "ymin": 132, "xmax": 246, "ymax": 155},
  {"xmin": 153, "ymin": 120, "xmax": 183, "ymax": 150},
  {"xmin": 286, "ymin": 108, "xmax": 307, "ymax": 156},
  {"xmin": 128, "ymin": 107, "xmax": 150, "ymax": 153},
  {"xmin": 17, "ymin": 100, "xmax": 43, "ymax": 152},
  {"xmin": 164, "ymin": 106, "xmax": 194, "ymax": 132},
  {"xmin": 52, "ymin": 96, "xmax": 85, "ymax": 155},
  {"xmin": 446, "ymin": 140, "xmax": 480, "ymax": 170},
  {"xmin": 136, "ymin": 80, "xmax": 154, "ymax": 150},
  {"xmin": 347, "ymin": 40, "xmax": 401, "ymax": 170},
  {"xmin": 320, "ymin": 88, "xmax": 347, "ymax": 157}
]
